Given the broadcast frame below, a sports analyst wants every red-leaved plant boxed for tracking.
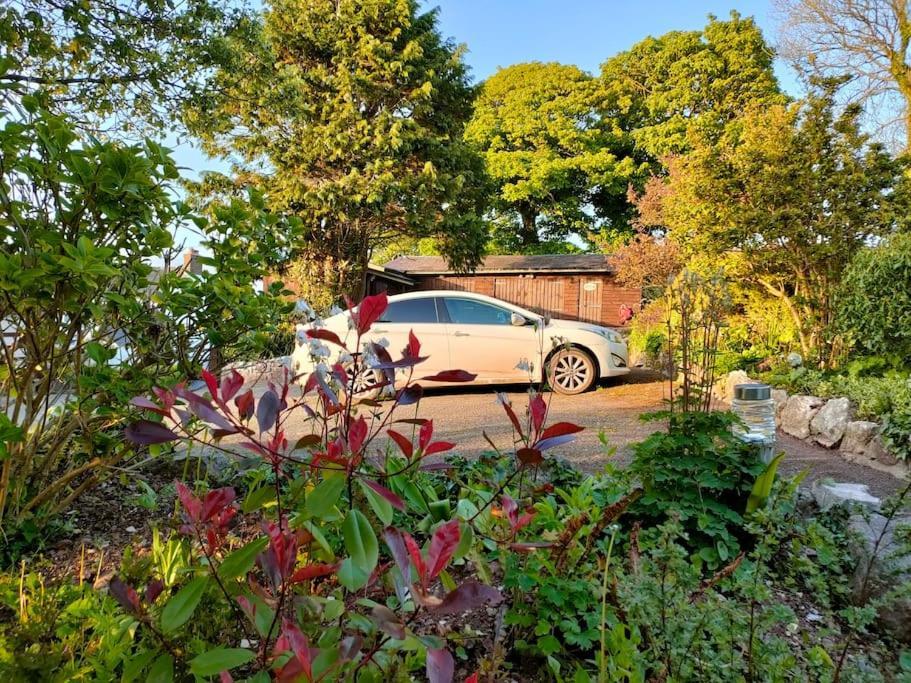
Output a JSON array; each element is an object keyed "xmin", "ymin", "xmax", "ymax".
[{"xmin": 114, "ymin": 292, "xmax": 583, "ymax": 681}]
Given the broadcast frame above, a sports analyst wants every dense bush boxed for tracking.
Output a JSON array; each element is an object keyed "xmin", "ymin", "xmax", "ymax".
[{"xmin": 837, "ymin": 233, "xmax": 911, "ymax": 364}]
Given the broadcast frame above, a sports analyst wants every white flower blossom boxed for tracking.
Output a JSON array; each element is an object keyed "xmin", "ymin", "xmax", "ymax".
[
  {"xmin": 294, "ymin": 300, "xmax": 315, "ymax": 320},
  {"xmin": 329, "ymin": 305, "xmax": 344, "ymax": 316},
  {"xmin": 307, "ymin": 338, "xmax": 331, "ymax": 359},
  {"xmin": 374, "ymin": 337, "xmax": 390, "ymax": 348},
  {"xmin": 337, "ymin": 350, "xmax": 353, "ymax": 364}
]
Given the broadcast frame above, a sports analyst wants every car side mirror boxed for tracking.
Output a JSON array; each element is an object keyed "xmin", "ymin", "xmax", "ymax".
[{"xmin": 510, "ymin": 313, "xmax": 527, "ymax": 327}]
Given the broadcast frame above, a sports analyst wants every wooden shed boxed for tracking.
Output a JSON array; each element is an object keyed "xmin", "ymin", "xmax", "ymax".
[{"xmin": 379, "ymin": 255, "xmax": 640, "ymax": 327}]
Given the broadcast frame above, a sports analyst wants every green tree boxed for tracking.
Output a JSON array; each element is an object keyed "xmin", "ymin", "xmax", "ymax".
[
  {"xmin": 837, "ymin": 232, "xmax": 911, "ymax": 364},
  {"xmin": 660, "ymin": 81, "xmax": 907, "ymax": 362},
  {"xmin": 600, "ymin": 12, "xmax": 785, "ymax": 157},
  {"xmin": 188, "ymin": 0, "xmax": 487, "ymax": 302},
  {"xmin": 0, "ymin": 0, "xmax": 240, "ymax": 132},
  {"xmin": 465, "ymin": 61, "xmax": 639, "ymax": 250}
]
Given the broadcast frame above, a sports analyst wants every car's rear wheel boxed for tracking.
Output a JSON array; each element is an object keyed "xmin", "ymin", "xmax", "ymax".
[
  {"xmin": 548, "ymin": 348, "xmax": 596, "ymax": 395},
  {"xmin": 346, "ymin": 364, "xmax": 383, "ymax": 400}
]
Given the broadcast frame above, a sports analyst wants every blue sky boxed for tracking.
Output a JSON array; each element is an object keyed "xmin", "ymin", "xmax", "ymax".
[{"xmin": 172, "ymin": 1, "xmax": 797, "ymax": 186}]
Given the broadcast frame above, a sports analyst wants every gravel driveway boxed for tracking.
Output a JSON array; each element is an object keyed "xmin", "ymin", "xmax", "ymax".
[{"xmin": 270, "ymin": 369, "xmax": 907, "ymax": 498}]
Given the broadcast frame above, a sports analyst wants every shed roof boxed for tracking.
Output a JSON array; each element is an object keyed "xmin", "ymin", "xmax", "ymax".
[{"xmin": 383, "ymin": 254, "xmax": 615, "ymax": 275}]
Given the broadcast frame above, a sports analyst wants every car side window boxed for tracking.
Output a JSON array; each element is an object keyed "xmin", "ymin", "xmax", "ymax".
[
  {"xmin": 378, "ymin": 298, "xmax": 439, "ymax": 323},
  {"xmin": 443, "ymin": 298, "xmax": 511, "ymax": 325}
]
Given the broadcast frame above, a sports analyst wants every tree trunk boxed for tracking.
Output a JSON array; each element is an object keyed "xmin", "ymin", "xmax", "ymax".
[{"xmin": 518, "ymin": 205, "xmax": 540, "ymax": 246}]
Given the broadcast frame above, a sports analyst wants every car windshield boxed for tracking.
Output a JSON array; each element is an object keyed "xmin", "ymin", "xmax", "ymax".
[{"xmin": 443, "ymin": 298, "xmax": 512, "ymax": 325}]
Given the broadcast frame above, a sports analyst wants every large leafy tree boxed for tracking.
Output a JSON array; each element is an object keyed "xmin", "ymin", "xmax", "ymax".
[
  {"xmin": 660, "ymin": 81, "xmax": 908, "ymax": 362},
  {"xmin": 188, "ymin": 0, "xmax": 488, "ymax": 302},
  {"xmin": 465, "ymin": 62, "xmax": 639, "ymax": 250},
  {"xmin": 0, "ymin": 0, "xmax": 239, "ymax": 132},
  {"xmin": 600, "ymin": 12, "xmax": 785, "ymax": 158}
]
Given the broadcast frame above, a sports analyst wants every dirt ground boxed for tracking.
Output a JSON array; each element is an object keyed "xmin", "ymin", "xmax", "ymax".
[{"xmin": 274, "ymin": 369, "xmax": 907, "ymax": 497}]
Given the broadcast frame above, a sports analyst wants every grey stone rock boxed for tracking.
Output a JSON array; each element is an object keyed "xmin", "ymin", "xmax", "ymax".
[
  {"xmin": 771, "ymin": 389, "xmax": 789, "ymax": 424},
  {"xmin": 713, "ymin": 370, "xmax": 753, "ymax": 403},
  {"xmin": 811, "ymin": 481, "xmax": 880, "ymax": 511},
  {"xmin": 781, "ymin": 395, "xmax": 825, "ymax": 440},
  {"xmin": 223, "ymin": 356, "xmax": 290, "ymax": 386},
  {"xmin": 810, "ymin": 397, "xmax": 852, "ymax": 448},
  {"xmin": 840, "ymin": 421, "xmax": 879, "ymax": 456},
  {"xmin": 848, "ymin": 512, "xmax": 911, "ymax": 642},
  {"xmin": 865, "ymin": 435, "xmax": 899, "ymax": 466}
]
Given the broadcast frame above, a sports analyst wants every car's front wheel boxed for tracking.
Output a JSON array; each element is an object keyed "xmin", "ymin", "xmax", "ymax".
[
  {"xmin": 548, "ymin": 347, "xmax": 596, "ymax": 395},
  {"xmin": 345, "ymin": 364, "xmax": 384, "ymax": 400}
]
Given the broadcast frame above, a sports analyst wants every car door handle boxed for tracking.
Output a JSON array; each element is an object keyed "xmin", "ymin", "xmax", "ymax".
[{"xmin": 453, "ymin": 331, "xmax": 470, "ymax": 337}]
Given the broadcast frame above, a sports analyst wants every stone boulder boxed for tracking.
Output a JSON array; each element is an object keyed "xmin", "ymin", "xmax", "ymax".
[
  {"xmin": 810, "ymin": 397, "xmax": 852, "ymax": 448},
  {"xmin": 811, "ymin": 481, "xmax": 881, "ymax": 512},
  {"xmin": 865, "ymin": 435, "xmax": 899, "ymax": 466},
  {"xmin": 848, "ymin": 512, "xmax": 911, "ymax": 642},
  {"xmin": 223, "ymin": 356, "xmax": 290, "ymax": 386},
  {"xmin": 713, "ymin": 370, "xmax": 753, "ymax": 403},
  {"xmin": 771, "ymin": 389, "xmax": 789, "ymax": 425},
  {"xmin": 781, "ymin": 395, "xmax": 825, "ymax": 440},
  {"xmin": 840, "ymin": 421, "xmax": 879, "ymax": 456}
]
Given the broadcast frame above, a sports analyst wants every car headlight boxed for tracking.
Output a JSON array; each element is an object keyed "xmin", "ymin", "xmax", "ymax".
[{"xmin": 601, "ymin": 328, "xmax": 623, "ymax": 344}]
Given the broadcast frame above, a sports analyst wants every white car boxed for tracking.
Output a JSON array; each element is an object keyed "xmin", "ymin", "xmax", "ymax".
[{"xmin": 292, "ymin": 291, "xmax": 629, "ymax": 395}]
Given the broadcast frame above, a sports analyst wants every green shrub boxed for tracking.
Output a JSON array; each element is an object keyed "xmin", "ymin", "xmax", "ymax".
[
  {"xmin": 630, "ymin": 411, "xmax": 765, "ymax": 566},
  {"xmin": 837, "ymin": 233, "xmax": 911, "ymax": 362}
]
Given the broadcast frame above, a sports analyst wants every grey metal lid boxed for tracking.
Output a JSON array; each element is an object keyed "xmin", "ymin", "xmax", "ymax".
[{"xmin": 734, "ymin": 383, "xmax": 771, "ymax": 400}]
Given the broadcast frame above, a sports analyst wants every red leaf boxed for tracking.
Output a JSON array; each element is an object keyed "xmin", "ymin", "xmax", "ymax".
[
  {"xmin": 256, "ymin": 389, "xmax": 280, "ymax": 433},
  {"xmin": 201, "ymin": 487, "xmax": 236, "ymax": 521},
  {"xmin": 355, "ymin": 292, "xmax": 388, "ymax": 334},
  {"xmin": 394, "ymin": 418, "xmax": 428, "ymax": 426},
  {"xmin": 234, "ymin": 389, "xmax": 254, "ymax": 420},
  {"xmin": 395, "ymin": 384, "xmax": 423, "ymax": 406},
  {"xmin": 465, "ymin": 675, "xmax": 479, "ymax": 683},
  {"xmin": 220, "ymin": 673, "xmax": 234, "ymax": 683},
  {"xmin": 108, "ymin": 576, "xmax": 141, "ymax": 615},
  {"xmin": 534, "ymin": 434, "xmax": 577, "ymax": 452},
  {"xmin": 371, "ymin": 604, "xmax": 406, "ymax": 640},
  {"xmin": 129, "ymin": 396, "xmax": 168, "ymax": 416},
  {"xmin": 280, "ymin": 618, "xmax": 313, "ymax": 682},
  {"xmin": 516, "ymin": 447, "xmax": 543, "ymax": 466},
  {"xmin": 420, "ymin": 370, "xmax": 477, "ymax": 383},
  {"xmin": 426, "ymin": 648, "xmax": 455, "ymax": 683},
  {"xmin": 144, "ymin": 579, "xmax": 164, "ymax": 604},
  {"xmin": 529, "ymin": 393, "xmax": 547, "ymax": 434},
  {"xmin": 363, "ymin": 479, "xmax": 405, "ymax": 511},
  {"xmin": 423, "ymin": 441, "xmax": 455, "ymax": 456},
  {"xmin": 501, "ymin": 494, "xmax": 518, "ymax": 528},
  {"xmin": 125, "ymin": 420, "xmax": 180, "ymax": 445},
  {"xmin": 426, "ymin": 519, "xmax": 460, "ymax": 580},
  {"xmin": 290, "ymin": 562, "xmax": 338, "ymax": 583},
  {"xmin": 201, "ymin": 369, "xmax": 219, "ymax": 399},
  {"xmin": 348, "ymin": 416, "xmax": 368, "ymax": 454},
  {"xmin": 387, "ymin": 430, "xmax": 413, "ymax": 459},
  {"xmin": 406, "ymin": 329, "xmax": 421, "ymax": 358},
  {"xmin": 175, "ymin": 481, "xmax": 202, "ymax": 521},
  {"xmin": 431, "ymin": 581, "xmax": 503, "ymax": 615},
  {"xmin": 403, "ymin": 532, "xmax": 427, "ymax": 584},
  {"xmin": 188, "ymin": 399, "xmax": 236, "ymax": 433},
  {"xmin": 383, "ymin": 527, "xmax": 411, "ymax": 579},
  {"xmin": 306, "ymin": 328, "xmax": 347, "ymax": 349},
  {"xmin": 220, "ymin": 369, "xmax": 245, "ymax": 402},
  {"xmin": 540, "ymin": 422, "xmax": 584, "ymax": 440},
  {"xmin": 419, "ymin": 420, "xmax": 434, "ymax": 452},
  {"xmin": 497, "ymin": 395, "xmax": 524, "ymax": 439}
]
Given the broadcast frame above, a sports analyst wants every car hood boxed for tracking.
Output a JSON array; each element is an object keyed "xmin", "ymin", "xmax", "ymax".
[{"xmin": 545, "ymin": 317, "xmax": 615, "ymax": 336}]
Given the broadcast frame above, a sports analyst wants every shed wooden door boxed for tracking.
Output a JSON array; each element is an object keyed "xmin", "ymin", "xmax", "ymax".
[
  {"xmin": 494, "ymin": 277, "xmax": 564, "ymax": 319},
  {"xmin": 578, "ymin": 279, "xmax": 602, "ymax": 324}
]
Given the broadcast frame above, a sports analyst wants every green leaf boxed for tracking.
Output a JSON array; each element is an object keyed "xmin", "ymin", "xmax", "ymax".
[
  {"xmin": 189, "ymin": 648, "xmax": 255, "ymax": 677},
  {"xmin": 160, "ymin": 576, "xmax": 208, "ymax": 633},
  {"xmin": 242, "ymin": 485, "xmax": 275, "ymax": 513},
  {"xmin": 218, "ymin": 537, "xmax": 269, "ymax": 581},
  {"xmin": 358, "ymin": 479, "xmax": 393, "ymax": 525},
  {"xmin": 305, "ymin": 472, "xmax": 347, "ymax": 519},
  {"xmin": 338, "ymin": 509, "xmax": 378, "ymax": 590},
  {"xmin": 146, "ymin": 653, "xmax": 174, "ymax": 683},
  {"xmin": 746, "ymin": 452, "xmax": 785, "ymax": 513}
]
